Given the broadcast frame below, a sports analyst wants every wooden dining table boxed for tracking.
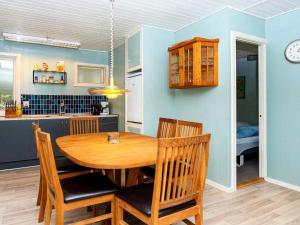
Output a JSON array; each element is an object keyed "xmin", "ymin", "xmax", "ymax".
[{"xmin": 56, "ymin": 132, "xmax": 158, "ymax": 187}]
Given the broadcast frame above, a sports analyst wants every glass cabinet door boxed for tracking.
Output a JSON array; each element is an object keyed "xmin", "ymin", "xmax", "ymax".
[
  {"xmin": 170, "ymin": 50, "xmax": 180, "ymax": 86},
  {"xmin": 201, "ymin": 44, "xmax": 215, "ymax": 85},
  {"xmin": 201, "ymin": 46, "xmax": 208, "ymax": 83},
  {"xmin": 207, "ymin": 45, "xmax": 215, "ymax": 84},
  {"xmin": 184, "ymin": 45, "xmax": 193, "ymax": 85}
]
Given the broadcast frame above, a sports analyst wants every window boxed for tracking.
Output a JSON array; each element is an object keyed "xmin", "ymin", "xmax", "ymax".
[
  {"xmin": 74, "ymin": 63, "xmax": 108, "ymax": 87},
  {"xmin": 0, "ymin": 53, "xmax": 21, "ymax": 116}
]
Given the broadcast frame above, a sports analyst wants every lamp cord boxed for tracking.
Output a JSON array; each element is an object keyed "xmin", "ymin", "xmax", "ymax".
[{"xmin": 110, "ymin": 0, "xmax": 114, "ymax": 86}]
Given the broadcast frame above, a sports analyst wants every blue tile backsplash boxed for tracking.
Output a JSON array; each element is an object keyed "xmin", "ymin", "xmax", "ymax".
[{"xmin": 21, "ymin": 94, "xmax": 107, "ymax": 115}]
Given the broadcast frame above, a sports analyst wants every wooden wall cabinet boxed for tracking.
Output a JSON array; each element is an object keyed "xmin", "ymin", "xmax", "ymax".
[{"xmin": 168, "ymin": 37, "xmax": 219, "ymax": 88}]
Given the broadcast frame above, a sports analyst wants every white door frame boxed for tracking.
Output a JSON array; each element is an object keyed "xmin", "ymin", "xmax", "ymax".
[{"xmin": 230, "ymin": 31, "xmax": 267, "ymax": 191}]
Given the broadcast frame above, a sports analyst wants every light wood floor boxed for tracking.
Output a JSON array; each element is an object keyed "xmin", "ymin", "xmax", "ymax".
[{"xmin": 1, "ymin": 167, "xmax": 300, "ymax": 225}]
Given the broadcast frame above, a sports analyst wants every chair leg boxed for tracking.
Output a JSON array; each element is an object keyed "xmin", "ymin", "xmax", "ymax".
[
  {"xmin": 38, "ymin": 178, "xmax": 47, "ymax": 223},
  {"xmin": 115, "ymin": 199, "xmax": 123, "ymax": 225},
  {"xmin": 183, "ymin": 219, "xmax": 195, "ymax": 225},
  {"xmin": 36, "ymin": 170, "xmax": 42, "ymax": 206},
  {"xmin": 45, "ymin": 195, "xmax": 52, "ymax": 225},
  {"xmin": 56, "ymin": 205, "xmax": 64, "ymax": 225},
  {"xmin": 195, "ymin": 212, "xmax": 203, "ymax": 225},
  {"xmin": 111, "ymin": 200, "xmax": 115, "ymax": 225}
]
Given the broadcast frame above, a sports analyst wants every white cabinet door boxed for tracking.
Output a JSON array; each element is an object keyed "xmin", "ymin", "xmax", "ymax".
[
  {"xmin": 127, "ymin": 31, "xmax": 142, "ymax": 72},
  {"xmin": 126, "ymin": 74, "xmax": 142, "ymax": 123}
]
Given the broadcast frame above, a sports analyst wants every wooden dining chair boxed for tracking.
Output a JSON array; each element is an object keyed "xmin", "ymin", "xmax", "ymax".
[
  {"xmin": 69, "ymin": 116, "xmax": 117, "ymax": 182},
  {"xmin": 36, "ymin": 129, "xmax": 119, "ymax": 225},
  {"xmin": 141, "ymin": 118, "xmax": 178, "ymax": 179},
  {"xmin": 32, "ymin": 123, "xmax": 92, "ymax": 223},
  {"xmin": 157, "ymin": 117, "xmax": 177, "ymax": 138},
  {"xmin": 69, "ymin": 116, "xmax": 99, "ymax": 135},
  {"xmin": 176, "ymin": 120, "xmax": 203, "ymax": 137},
  {"xmin": 116, "ymin": 134, "xmax": 211, "ymax": 225},
  {"xmin": 142, "ymin": 119, "xmax": 203, "ymax": 179}
]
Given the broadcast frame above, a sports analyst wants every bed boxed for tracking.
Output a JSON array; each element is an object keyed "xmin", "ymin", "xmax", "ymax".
[{"xmin": 237, "ymin": 122, "xmax": 259, "ymax": 166}]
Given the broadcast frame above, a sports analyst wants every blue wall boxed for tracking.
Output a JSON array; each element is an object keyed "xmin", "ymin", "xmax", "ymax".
[
  {"xmin": 173, "ymin": 8, "xmax": 265, "ymax": 188},
  {"xmin": 141, "ymin": 8, "xmax": 265, "ymax": 188},
  {"xmin": 0, "ymin": 40, "xmax": 108, "ymax": 95},
  {"xmin": 142, "ymin": 26, "xmax": 175, "ymax": 136},
  {"xmin": 266, "ymin": 9, "xmax": 300, "ymax": 187}
]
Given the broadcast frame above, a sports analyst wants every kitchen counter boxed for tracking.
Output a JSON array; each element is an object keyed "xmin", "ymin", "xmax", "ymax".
[
  {"xmin": 0, "ymin": 113, "xmax": 118, "ymax": 121},
  {"xmin": 0, "ymin": 113, "xmax": 119, "ymax": 170}
]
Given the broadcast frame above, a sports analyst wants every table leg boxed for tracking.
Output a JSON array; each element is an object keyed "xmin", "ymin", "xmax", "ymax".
[
  {"xmin": 115, "ymin": 169, "xmax": 122, "ymax": 186},
  {"xmin": 126, "ymin": 168, "xmax": 141, "ymax": 187},
  {"xmin": 105, "ymin": 169, "xmax": 114, "ymax": 181}
]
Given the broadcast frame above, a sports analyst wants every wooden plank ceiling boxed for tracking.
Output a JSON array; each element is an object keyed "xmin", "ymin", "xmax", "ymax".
[{"xmin": 0, "ymin": 0, "xmax": 299, "ymax": 51}]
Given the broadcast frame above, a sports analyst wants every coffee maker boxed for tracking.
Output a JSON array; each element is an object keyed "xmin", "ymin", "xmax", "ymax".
[
  {"xmin": 91, "ymin": 104, "xmax": 101, "ymax": 115},
  {"xmin": 100, "ymin": 101, "xmax": 109, "ymax": 115}
]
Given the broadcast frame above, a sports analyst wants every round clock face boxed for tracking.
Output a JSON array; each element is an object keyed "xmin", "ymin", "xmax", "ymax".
[{"xmin": 285, "ymin": 40, "xmax": 300, "ymax": 63}]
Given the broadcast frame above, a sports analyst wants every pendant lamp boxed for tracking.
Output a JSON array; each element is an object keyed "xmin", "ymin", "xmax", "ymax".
[{"xmin": 89, "ymin": 0, "xmax": 128, "ymax": 99}]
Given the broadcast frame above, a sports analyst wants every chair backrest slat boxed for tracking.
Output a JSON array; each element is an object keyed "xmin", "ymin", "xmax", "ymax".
[
  {"xmin": 69, "ymin": 116, "xmax": 99, "ymax": 135},
  {"xmin": 157, "ymin": 118, "xmax": 177, "ymax": 138},
  {"xmin": 152, "ymin": 134, "xmax": 210, "ymax": 214},
  {"xmin": 176, "ymin": 120, "xmax": 203, "ymax": 137}
]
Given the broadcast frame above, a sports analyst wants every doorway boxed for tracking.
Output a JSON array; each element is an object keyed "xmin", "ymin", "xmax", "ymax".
[
  {"xmin": 236, "ymin": 41, "xmax": 260, "ymax": 186},
  {"xmin": 230, "ymin": 32, "xmax": 266, "ymax": 190}
]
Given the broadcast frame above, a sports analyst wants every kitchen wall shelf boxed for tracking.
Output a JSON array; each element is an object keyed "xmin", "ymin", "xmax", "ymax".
[
  {"xmin": 168, "ymin": 37, "xmax": 219, "ymax": 88},
  {"xmin": 33, "ymin": 70, "xmax": 67, "ymax": 85}
]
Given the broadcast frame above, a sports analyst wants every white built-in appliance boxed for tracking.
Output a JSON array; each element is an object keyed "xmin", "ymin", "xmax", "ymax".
[{"xmin": 126, "ymin": 72, "xmax": 142, "ymax": 124}]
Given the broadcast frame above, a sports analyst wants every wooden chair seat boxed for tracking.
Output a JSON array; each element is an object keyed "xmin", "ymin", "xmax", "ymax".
[
  {"xmin": 116, "ymin": 183, "xmax": 196, "ymax": 217},
  {"xmin": 61, "ymin": 173, "xmax": 119, "ymax": 203}
]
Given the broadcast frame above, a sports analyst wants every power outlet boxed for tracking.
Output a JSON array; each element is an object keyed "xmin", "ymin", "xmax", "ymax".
[{"xmin": 23, "ymin": 101, "xmax": 29, "ymax": 108}]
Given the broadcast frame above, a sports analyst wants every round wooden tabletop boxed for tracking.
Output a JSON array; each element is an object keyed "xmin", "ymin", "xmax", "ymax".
[{"xmin": 56, "ymin": 132, "xmax": 158, "ymax": 169}]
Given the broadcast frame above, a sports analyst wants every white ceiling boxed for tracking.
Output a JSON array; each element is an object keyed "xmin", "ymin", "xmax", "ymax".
[{"xmin": 0, "ymin": 0, "xmax": 299, "ymax": 51}]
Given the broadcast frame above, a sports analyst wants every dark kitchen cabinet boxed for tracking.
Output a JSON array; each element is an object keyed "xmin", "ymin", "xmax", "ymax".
[
  {"xmin": 100, "ymin": 116, "xmax": 118, "ymax": 132},
  {"xmin": 0, "ymin": 120, "xmax": 38, "ymax": 163},
  {"xmin": 39, "ymin": 119, "xmax": 69, "ymax": 157},
  {"xmin": 0, "ymin": 115, "xmax": 118, "ymax": 170}
]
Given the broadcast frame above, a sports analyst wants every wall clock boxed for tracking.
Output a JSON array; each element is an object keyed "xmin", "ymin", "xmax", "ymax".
[{"xmin": 285, "ymin": 40, "xmax": 300, "ymax": 63}]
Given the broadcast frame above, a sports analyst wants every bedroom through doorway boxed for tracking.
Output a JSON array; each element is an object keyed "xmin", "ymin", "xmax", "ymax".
[{"xmin": 236, "ymin": 41, "xmax": 262, "ymax": 187}]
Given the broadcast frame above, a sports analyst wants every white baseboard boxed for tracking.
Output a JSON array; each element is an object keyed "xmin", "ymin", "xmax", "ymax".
[
  {"xmin": 265, "ymin": 177, "xmax": 300, "ymax": 192},
  {"xmin": 206, "ymin": 179, "xmax": 234, "ymax": 193}
]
